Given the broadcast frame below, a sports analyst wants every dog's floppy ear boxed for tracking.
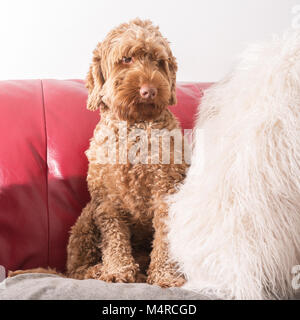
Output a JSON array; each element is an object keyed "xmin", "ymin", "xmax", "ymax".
[
  {"xmin": 86, "ymin": 42, "xmax": 105, "ymax": 111},
  {"xmin": 168, "ymin": 55, "xmax": 178, "ymax": 106}
]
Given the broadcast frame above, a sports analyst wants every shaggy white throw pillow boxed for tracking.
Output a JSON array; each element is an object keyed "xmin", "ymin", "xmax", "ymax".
[{"xmin": 168, "ymin": 31, "xmax": 300, "ymax": 300}]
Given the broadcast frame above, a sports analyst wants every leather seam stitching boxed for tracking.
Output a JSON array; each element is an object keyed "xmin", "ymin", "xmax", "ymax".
[{"xmin": 40, "ymin": 79, "xmax": 50, "ymax": 267}]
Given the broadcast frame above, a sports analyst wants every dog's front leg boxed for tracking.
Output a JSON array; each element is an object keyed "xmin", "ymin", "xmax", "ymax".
[
  {"xmin": 147, "ymin": 199, "xmax": 186, "ymax": 288},
  {"xmin": 85, "ymin": 202, "xmax": 139, "ymax": 283}
]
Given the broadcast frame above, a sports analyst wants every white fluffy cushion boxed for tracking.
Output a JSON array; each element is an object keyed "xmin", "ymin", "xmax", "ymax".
[{"xmin": 167, "ymin": 31, "xmax": 300, "ymax": 300}]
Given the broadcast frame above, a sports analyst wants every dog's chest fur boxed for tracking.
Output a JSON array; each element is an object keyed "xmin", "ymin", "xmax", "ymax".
[{"xmin": 86, "ymin": 109, "xmax": 186, "ymax": 223}]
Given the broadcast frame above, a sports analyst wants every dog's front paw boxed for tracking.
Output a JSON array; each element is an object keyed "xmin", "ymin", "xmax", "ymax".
[
  {"xmin": 147, "ymin": 269, "xmax": 186, "ymax": 288},
  {"xmin": 85, "ymin": 263, "xmax": 139, "ymax": 283}
]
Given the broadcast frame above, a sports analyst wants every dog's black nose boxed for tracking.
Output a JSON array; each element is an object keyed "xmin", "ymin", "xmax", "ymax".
[{"xmin": 140, "ymin": 85, "xmax": 157, "ymax": 100}]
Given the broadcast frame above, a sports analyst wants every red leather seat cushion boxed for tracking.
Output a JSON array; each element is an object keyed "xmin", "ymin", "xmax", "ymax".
[{"xmin": 0, "ymin": 80, "xmax": 211, "ymax": 273}]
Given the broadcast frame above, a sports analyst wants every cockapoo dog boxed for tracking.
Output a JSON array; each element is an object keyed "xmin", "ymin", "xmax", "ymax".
[
  {"xmin": 67, "ymin": 18, "xmax": 188, "ymax": 286},
  {"xmin": 167, "ymin": 31, "xmax": 300, "ymax": 299},
  {"xmin": 10, "ymin": 19, "xmax": 188, "ymax": 287}
]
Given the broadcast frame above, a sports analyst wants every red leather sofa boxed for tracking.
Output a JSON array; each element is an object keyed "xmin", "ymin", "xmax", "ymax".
[{"xmin": 0, "ymin": 80, "xmax": 210, "ymax": 274}]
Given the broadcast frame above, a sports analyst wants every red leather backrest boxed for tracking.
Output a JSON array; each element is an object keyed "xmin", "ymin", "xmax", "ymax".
[{"xmin": 0, "ymin": 80, "xmax": 211, "ymax": 273}]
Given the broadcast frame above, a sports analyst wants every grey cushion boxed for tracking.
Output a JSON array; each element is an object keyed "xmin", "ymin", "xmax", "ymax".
[{"xmin": 0, "ymin": 273, "xmax": 213, "ymax": 300}]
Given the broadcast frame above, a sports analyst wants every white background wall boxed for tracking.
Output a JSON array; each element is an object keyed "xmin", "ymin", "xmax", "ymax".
[{"xmin": 0, "ymin": 0, "xmax": 299, "ymax": 82}]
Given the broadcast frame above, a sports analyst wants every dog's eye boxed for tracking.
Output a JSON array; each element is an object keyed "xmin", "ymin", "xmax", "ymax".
[
  {"xmin": 122, "ymin": 57, "xmax": 132, "ymax": 64},
  {"xmin": 158, "ymin": 60, "xmax": 167, "ymax": 71}
]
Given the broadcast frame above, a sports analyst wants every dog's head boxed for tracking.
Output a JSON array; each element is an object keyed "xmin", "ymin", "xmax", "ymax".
[{"xmin": 86, "ymin": 18, "xmax": 177, "ymax": 122}]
